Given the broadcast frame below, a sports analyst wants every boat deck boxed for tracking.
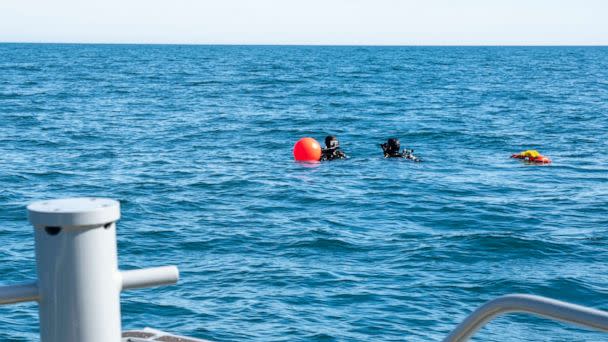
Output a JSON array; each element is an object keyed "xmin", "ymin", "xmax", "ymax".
[{"xmin": 122, "ymin": 328, "xmax": 210, "ymax": 342}]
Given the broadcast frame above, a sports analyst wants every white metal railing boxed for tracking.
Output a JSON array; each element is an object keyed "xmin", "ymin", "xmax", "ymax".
[
  {"xmin": 0, "ymin": 197, "xmax": 179, "ymax": 342},
  {"xmin": 443, "ymin": 294, "xmax": 608, "ymax": 342}
]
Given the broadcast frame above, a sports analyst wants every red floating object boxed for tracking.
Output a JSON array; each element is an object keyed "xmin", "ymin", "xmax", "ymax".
[
  {"xmin": 293, "ymin": 137, "xmax": 322, "ymax": 162},
  {"xmin": 511, "ymin": 150, "xmax": 551, "ymax": 164},
  {"xmin": 531, "ymin": 156, "xmax": 551, "ymax": 164}
]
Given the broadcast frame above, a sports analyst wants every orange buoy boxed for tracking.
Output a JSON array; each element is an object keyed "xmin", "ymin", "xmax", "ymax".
[
  {"xmin": 293, "ymin": 137, "xmax": 321, "ymax": 162},
  {"xmin": 532, "ymin": 156, "xmax": 551, "ymax": 164}
]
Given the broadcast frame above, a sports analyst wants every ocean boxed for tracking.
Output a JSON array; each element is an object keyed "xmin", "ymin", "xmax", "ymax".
[{"xmin": 0, "ymin": 44, "xmax": 607, "ymax": 341}]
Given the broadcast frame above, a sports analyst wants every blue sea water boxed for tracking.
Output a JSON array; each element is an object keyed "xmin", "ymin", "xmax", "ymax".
[{"xmin": 0, "ymin": 44, "xmax": 607, "ymax": 341}]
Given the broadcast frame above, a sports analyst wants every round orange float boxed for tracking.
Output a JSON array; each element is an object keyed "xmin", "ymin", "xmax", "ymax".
[{"xmin": 293, "ymin": 137, "xmax": 321, "ymax": 162}]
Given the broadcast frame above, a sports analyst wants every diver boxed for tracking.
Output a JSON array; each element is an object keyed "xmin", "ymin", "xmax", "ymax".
[
  {"xmin": 380, "ymin": 138, "xmax": 421, "ymax": 162},
  {"xmin": 320, "ymin": 135, "xmax": 347, "ymax": 161}
]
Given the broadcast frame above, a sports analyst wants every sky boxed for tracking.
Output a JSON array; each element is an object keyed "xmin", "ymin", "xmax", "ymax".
[{"xmin": 1, "ymin": 0, "xmax": 607, "ymax": 45}]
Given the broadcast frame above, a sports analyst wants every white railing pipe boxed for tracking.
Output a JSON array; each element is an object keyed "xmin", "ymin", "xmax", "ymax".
[
  {"xmin": 121, "ymin": 266, "xmax": 179, "ymax": 290},
  {"xmin": 0, "ymin": 281, "xmax": 39, "ymax": 305},
  {"xmin": 443, "ymin": 294, "xmax": 608, "ymax": 342}
]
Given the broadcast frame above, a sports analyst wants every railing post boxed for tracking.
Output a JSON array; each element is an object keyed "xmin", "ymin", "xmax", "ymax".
[
  {"xmin": 0, "ymin": 197, "xmax": 178, "ymax": 342},
  {"xmin": 28, "ymin": 198, "xmax": 123, "ymax": 342}
]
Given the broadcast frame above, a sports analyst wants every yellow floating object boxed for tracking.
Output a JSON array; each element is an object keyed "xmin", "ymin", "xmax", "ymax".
[{"xmin": 520, "ymin": 150, "xmax": 540, "ymax": 158}]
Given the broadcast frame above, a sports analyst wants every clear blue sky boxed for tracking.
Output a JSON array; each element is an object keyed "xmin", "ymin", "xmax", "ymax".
[{"xmin": 1, "ymin": 0, "xmax": 607, "ymax": 45}]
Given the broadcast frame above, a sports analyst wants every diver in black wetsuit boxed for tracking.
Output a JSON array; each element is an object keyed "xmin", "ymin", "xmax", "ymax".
[
  {"xmin": 320, "ymin": 135, "xmax": 347, "ymax": 161},
  {"xmin": 380, "ymin": 138, "xmax": 421, "ymax": 162}
]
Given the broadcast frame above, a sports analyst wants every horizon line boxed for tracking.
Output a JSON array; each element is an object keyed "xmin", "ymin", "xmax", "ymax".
[{"xmin": 2, "ymin": 41, "xmax": 608, "ymax": 47}]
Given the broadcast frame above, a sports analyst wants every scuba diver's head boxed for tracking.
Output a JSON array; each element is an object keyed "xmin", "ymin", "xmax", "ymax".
[
  {"xmin": 325, "ymin": 135, "xmax": 340, "ymax": 149},
  {"xmin": 387, "ymin": 138, "xmax": 400, "ymax": 153}
]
